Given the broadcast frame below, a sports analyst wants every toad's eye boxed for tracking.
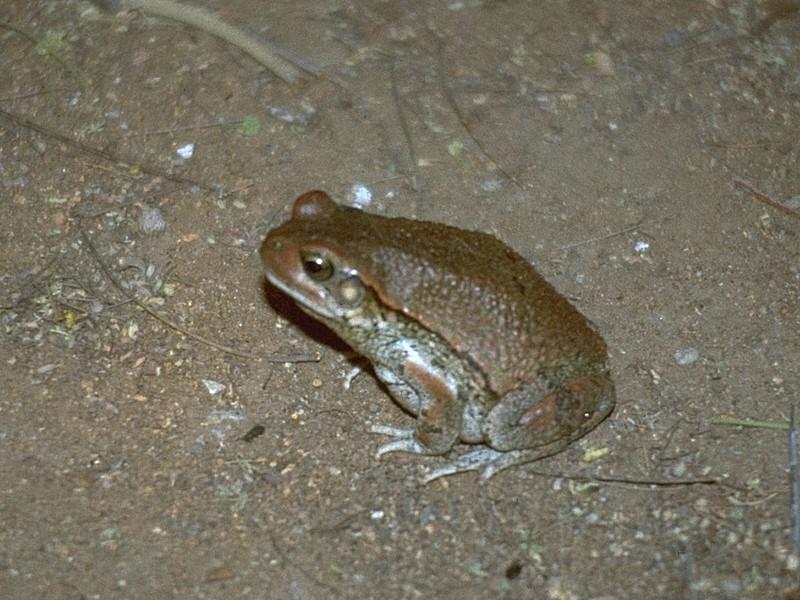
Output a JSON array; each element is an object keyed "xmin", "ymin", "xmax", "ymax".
[{"xmin": 301, "ymin": 251, "xmax": 334, "ymax": 281}]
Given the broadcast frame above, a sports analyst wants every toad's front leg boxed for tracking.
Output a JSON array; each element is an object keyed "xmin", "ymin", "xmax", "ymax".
[{"xmin": 370, "ymin": 358, "xmax": 463, "ymax": 457}]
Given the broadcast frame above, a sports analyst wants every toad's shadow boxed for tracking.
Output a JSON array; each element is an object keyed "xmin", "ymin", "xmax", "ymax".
[
  {"xmin": 263, "ymin": 278, "xmax": 403, "ymax": 415},
  {"xmin": 262, "ymin": 278, "xmax": 354, "ymax": 358}
]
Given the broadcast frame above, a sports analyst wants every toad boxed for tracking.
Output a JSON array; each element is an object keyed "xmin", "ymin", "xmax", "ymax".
[{"xmin": 261, "ymin": 191, "xmax": 614, "ymax": 482}]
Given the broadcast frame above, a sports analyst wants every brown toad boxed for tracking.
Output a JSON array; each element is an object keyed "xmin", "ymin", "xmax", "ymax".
[{"xmin": 261, "ymin": 191, "xmax": 614, "ymax": 482}]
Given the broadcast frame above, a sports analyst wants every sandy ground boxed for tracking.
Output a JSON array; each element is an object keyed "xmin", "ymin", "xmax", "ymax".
[{"xmin": 1, "ymin": 1, "xmax": 799, "ymax": 598}]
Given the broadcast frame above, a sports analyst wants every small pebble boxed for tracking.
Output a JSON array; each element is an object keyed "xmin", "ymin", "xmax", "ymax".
[
  {"xmin": 202, "ymin": 379, "xmax": 226, "ymax": 395},
  {"xmin": 591, "ymin": 50, "xmax": 615, "ymax": 76},
  {"xmin": 240, "ymin": 424, "xmax": 265, "ymax": 443},
  {"xmin": 447, "ymin": 140, "xmax": 464, "ymax": 157},
  {"xmin": 671, "ymin": 461, "xmax": 688, "ymax": 477},
  {"xmin": 663, "ymin": 30, "xmax": 685, "ymax": 48},
  {"xmin": 673, "ymin": 348, "xmax": 700, "ymax": 366},
  {"xmin": 351, "ymin": 184, "xmax": 372, "ymax": 208},
  {"xmin": 480, "ymin": 177, "xmax": 503, "ymax": 193},
  {"xmin": 206, "ymin": 409, "xmax": 245, "ymax": 424},
  {"xmin": 268, "ymin": 104, "xmax": 317, "ymax": 126},
  {"xmin": 176, "ymin": 143, "xmax": 194, "ymax": 159},
  {"xmin": 139, "ymin": 206, "xmax": 166, "ymax": 234},
  {"xmin": 543, "ymin": 132, "xmax": 561, "ymax": 144}
]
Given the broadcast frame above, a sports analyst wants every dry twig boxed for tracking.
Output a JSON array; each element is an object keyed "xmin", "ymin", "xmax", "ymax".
[
  {"xmin": 433, "ymin": 34, "xmax": 532, "ymax": 199},
  {"xmin": 733, "ymin": 177, "xmax": 800, "ymax": 220},
  {"xmin": 526, "ymin": 469, "xmax": 717, "ymax": 488},
  {"xmin": 79, "ymin": 229, "xmax": 317, "ymax": 363},
  {"xmin": 0, "ymin": 107, "xmax": 214, "ymax": 191},
  {"xmin": 558, "ymin": 219, "xmax": 647, "ymax": 250},
  {"xmin": 790, "ymin": 404, "xmax": 800, "ymax": 553},
  {"xmin": 712, "ymin": 415, "xmax": 789, "ymax": 430},
  {"xmin": 92, "ymin": 0, "xmax": 307, "ymax": 83}
]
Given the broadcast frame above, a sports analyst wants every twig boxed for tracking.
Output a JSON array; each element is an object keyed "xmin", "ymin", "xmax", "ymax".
[
  {"xmin": 0, "ymin": 20, "xmax": 72, "ymax": 72},
  {"xmin": 51, "ymin": 297, "xmax": 92, "ymax": 317},
  {"xmin": 433, "ymin": 33, "xmax": 534, "ymax": 200},
  {"xmin": 652, "ymin": 418, "xmax": 684, "ymax": 466},
  {"xmin": 309, "ymin": 509, "xmax": 369, "ymax": 534},
  {"xmin": 526, "ymin": 469, "xmax": 718, "ymax": 488},
  {"xmin": 93, "ymin": 0, "xmax": 305, "ymax": 83},
  {"xmin": 558, "ymin": 219, "xmax": 647, "ymax": 250},
  {"xmin": 389, "ymin": 59, "xmax": 419, "ymax": 190},
  {"xmin": 703, "ymin": 139, "xmax": 769, "ymax": 150},
  {"xmin": 0, "ymin": 88, "xmax": 67, "ymax": 103},
  {"xmin": 752, "ymin": 1, "xmax": 800, "ymax": 36},
  {"xmin": 0, "ymin": 19, "xmax": 39, "ymax": 44},
  {"xmin": 685, "ymin": 53, "xmax": 739, "ymax": 66},
  {"xmin": 1, "ymin": 252, "xmax": 63, "ymax": 309},
  {"xmin": 125, "ymin": 120, "xmax": 240, "ymax": 137},
  {"xmin": 79, "ymin": 229, "xmax": 318, "ymax": 363},
  {"xmin": 728, "ymin": 492, "xmax": 780, "ymax": 506},
  {"xmin": 220, "ymin": 181, "xmax": 254, "ymax": 199},
  {"xmin": 0, "ymin": 107, "xmax": 215, "ymax": 191},
  {"xmin": 790, "ymin": 403, "xmax": 800, "ymax": 553},
  {"xmin": 712, "ymin": 415, "xmax": 789, "ymax": 430},
  {"xmin": 733, "ymin": 177, "xmax": 800, "ymax": 220},
  {"xmin": 265, "ymin": 529, "xmax": 341, "ymax": 594}
]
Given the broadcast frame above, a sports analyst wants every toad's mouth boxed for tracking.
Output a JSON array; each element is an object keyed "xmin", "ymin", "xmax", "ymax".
[{"xmin": 264, "ymin": 270, "xmax": 338, "ymax": 320}]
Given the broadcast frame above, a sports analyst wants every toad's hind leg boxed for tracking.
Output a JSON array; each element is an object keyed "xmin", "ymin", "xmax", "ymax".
[
  {"xmin": 418, "ymin": 375, "xmax": 613, "ymax": 483},
  {"xmin": 483, "ymin": 374, "xmax": 615, "ymax": 454},
  {"xmin": 423, "ymin": 375, "xmax": 614, "ymax": 483}
]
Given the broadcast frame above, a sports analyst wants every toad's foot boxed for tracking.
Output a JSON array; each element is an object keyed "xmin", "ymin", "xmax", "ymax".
[
  {"xmin": 370, "ymin": 424, "xmax": 415, "ymax": 439},
  {"xmin": 424, "ymin": 445, "xmax": 570, "ymax": 483},
  {"xmin": 370, "ymin": 424, "xmax": 426, "ymax": 457},
  {"xmin": 422, "ymin": 448, "xmax": 507, "ymax": 483},
  {"xmin": 370, "ymin": 425, "xmax": 566, "ymax": 482}
]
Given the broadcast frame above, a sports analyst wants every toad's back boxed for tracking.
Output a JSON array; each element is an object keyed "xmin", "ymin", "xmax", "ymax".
[{"xmin": 270, "ymin": 198, "xmax": 608, "ymax": 395}]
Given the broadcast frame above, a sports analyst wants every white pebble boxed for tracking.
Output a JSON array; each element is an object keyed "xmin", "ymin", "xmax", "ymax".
[
  {"xmin": 202, "ymin": 379, "xmax": 226, "ymax": 395},
  {"xmin": 351, "ymin": 184, "xmax": 372, "ymax": 208},
  {"xmin": 673, "ymin": 348, "xmax": 700, "ymax": 366},
  {"xmin": 176, "ymin": 143, "xmax": 194, "ymax": 159},
  {"xmin": 139, "ymin": 206, "xmax": 166, "ymax": 234}
]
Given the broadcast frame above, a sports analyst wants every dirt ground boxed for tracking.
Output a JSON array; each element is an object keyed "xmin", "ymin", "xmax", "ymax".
[{"xmin": 1, "ymin": 1, "xmax": 799, "ymax": 598}]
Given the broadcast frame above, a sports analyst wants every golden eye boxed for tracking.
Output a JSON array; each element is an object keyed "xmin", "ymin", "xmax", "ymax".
[{"xmin": 301, "ymin": 251, "xmax": 334, "ymax": 281}]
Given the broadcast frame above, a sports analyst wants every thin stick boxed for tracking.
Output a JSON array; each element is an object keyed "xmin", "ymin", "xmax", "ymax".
[
  {"xmin": 433, "ymin": 31, "xmax": 537, "ymax": 205},
  {"xmin": 79, "ymin": 229, "xmax": 318, "ymax": 363},
  {"xmin": 0, "ymin": 107, "xmax": 214, "ymax": 191},
  {"xmin": 127, "ymin": 120, "xmax": 240, "ymax": 137},
  {"xmin": 733, "ymin": 177, "xmax": 800, "ymax": 220},
  {"xmin": 0, "ymin": 88, "xmax": 66, "ymax": 103},
  {"xmin": 526, "ymin": 469, "xmax": 717, "ymax": 488},
  {"xmin": 558, "ymin": 220, "xmax": 646, "ymax": 250},
  {"xmin": 389, "ymin": 59, "xmax": 419, "ymax": 190},
  {"xmin": 95, "ymin": 0, "xmax": 303, "ymax": 83},
  {"xmin": 264, "ymin": 529, "xmax": 341, "ymax": 594},
  {"xmin": 790, "ymin": 403, "xmax": 800, "ymax": 552},
  {"xmin": 0, "ymin": 20, "xmax": 72, "ymax": 72},
  {"xmin": 0, "ymin": 252, "xmax": 63, "ymax": 309},
  {"xmin": 712, "ymin": 415, "xmax": 789, "ymax": 430},
  {"xmin": 703, "ymin": 139, "xmax": 768, "ymax": 150}
]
